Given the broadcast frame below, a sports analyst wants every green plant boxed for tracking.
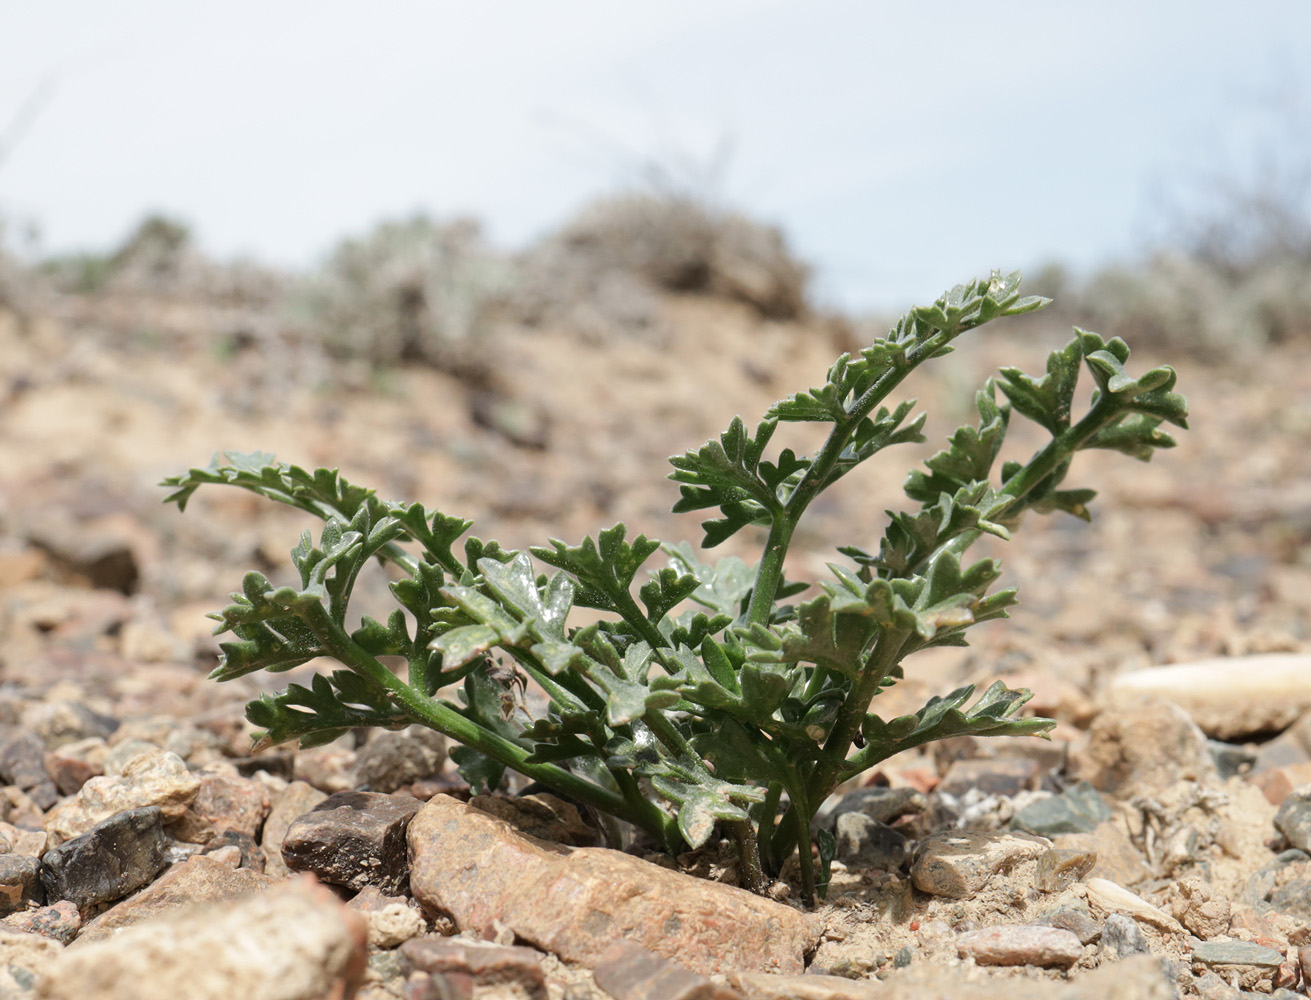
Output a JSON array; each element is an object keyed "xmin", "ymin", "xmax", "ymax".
[{"xmin": 162, "ymin": 271, "xmax": 1187, "ymax": 901}]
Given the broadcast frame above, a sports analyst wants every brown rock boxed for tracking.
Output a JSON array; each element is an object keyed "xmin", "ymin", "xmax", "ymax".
[
  {"xmin": 469, "ymin": 792, "xmax": 599, "ymax": 846},
  {"xmin": 1166, "ymin": 877, "xmax": 1230, "ymax": 939},
  {"xmin": 33, "ymin": 876, "xmax": 367, "ymax": 1000},
  {"xmin": 282, "ymin": 790, "xmax": 421, "ymax": 894},
  {"xmin": 261, "ymin": 780, "xmax": 328, "ymax": 878},
  {"xmin": 43, "ymin": 748, "xmax": 200, "ymax": 843},
  {"xmin": 956, "ymin": 923, "xmax": 1084, "ymax": 968},
  {"xmin": 170, "ymin": 770, "xmax": 271, "ymax": 845},
  {"xmin": 75, "ymin": 854, "xmax": 273, "ymax": 944},
  {"xmin": 937, "ymin": 757, "xmax": 1043, "ymax": 799},
  {"xmin": 1, "ymin": 902, "xmax": 80, "ymax": 945},
  {"xmin": 593, "ymin": 941, "xmax": 744, "ymax": 1000},
  {"xmin": 910, "ymin": 831, "xmax": 1050, "ymax": 899},
  {"xmin": 402, "ymin": 935, "xmax": 545, "ymax": 999},
  {"xmin": 1068, "ymin": 700, "xmax": 1216, "ymax": 798},
  {"xmin": 407, "ymin": 795, "xmax": 817, "ymax": 976},
  {"xmin": 1034, "ymin": 848, "xmax": 1097, "ymax": 893}
]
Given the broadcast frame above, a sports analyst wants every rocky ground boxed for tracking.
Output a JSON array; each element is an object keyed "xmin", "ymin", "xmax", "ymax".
[{"xmin": 0, "ymin": 281, "xmax": 1309, "ymax": 1000}]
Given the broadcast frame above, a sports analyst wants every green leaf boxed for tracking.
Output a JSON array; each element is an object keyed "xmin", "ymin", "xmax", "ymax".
[
  {"xmin": 668, "ymin": 418, "xmax": 781, "ymax": 547},
  {"xmin": 532, "ymin": 524, "xmax": 660, "ymax": 612}
]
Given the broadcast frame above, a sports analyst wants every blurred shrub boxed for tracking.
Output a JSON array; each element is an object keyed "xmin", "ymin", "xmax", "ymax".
[
  {"xmin": 299, "ymin": 214, "xmax": 509, "ymax": 367},
  {"xmin": 511, "ymin": 193, "xmax": 810, "ymax": 340}
]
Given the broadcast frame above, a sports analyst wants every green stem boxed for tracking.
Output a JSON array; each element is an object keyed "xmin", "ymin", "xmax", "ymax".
[
  {"xmin": 305, "ymin": 603, "xmax": 679, "ymax": 844},
  {"xmin": 727, "ymin": 818, "xmax": 767, "ymax": 893},
  {"xmin": 757, "ymin": 782, "xmax": 783, "ymax": 873},
  {"xmin": 790, "ymin": 797, "xmax": 816, "ymax": 903}
]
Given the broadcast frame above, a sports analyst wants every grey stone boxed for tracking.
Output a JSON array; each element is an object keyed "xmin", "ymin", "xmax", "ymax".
[
  {"xmin": 938, "ymin": 757, "xmax": 1043, "ymax": 798},
  {"xmin": 1102, "ymin": 912, "xmax": 1150, "ymax": 959},
  {"xmin": 39, "ymin": 805, "xmax": 168, "ymax": 908},
  {"xmin": 0, "ymin": 730, "xmax": 59, "ymax": 809},
  {"xmin": 1011, "ymin": 781, "xmax": 1112, "ymax": 837},
  {"xmin": 0, "ymin": 854, "xmax": 43, "ymax": 915},
  {"xmin": 402, "ymin": 936, "xmax": 547, "ymax": 1000},
  {"xmin": 1, "ymin": 900, "xmax": 80, "ymax": 944},
  {"xmin": 1040, "ymin": 906, "xmax": 1102, "ymax": 945},
  {"xmin": 353, "ymin": 726, "xmax": 446, "ymax": 794},
  {"xmin": 281, "ymin": 790, "xmax": 421, "ymax": 894},
  {"xmin": 1274, "ymin": 790, "xmax": 1311, "ymax": 854},
  {"xmin": 261, "ymin": 780, "xmax": 328, "ymax": 878},
  {"xmin": 834, "ymin": 813, "xmax": 909, "ymax": 871},
  {"xmin": 1191, "ymin": 940, "xmax": 1284, "ymax": 967},
  {"xmin": 1208, "ymin": 740, "xmax": 1257, "ymax": 779}
]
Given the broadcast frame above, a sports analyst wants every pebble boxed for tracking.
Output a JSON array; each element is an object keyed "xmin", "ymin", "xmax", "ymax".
[
  {"xmin": 23, "ymin": 701, "xmax": 118, "ymax": 751},
  {"xmin": 42, "ymin": 738, "xmax": 106, "ymax": 796},
  {"xmin": 1084, "ymin": 878, "xmax": 1184, "ymax": 933},
  {"xmin": 0, "ymin": 730, "xmax": 60, "ymax": 809},
  {"xmin": 75, "ymin": 854, "xmax": 273, "ymax": 944},
  {"xmin": 1034, "ymin": 848, "xmax": 1097, "ymax": 893},
  {"xmin": 1, "ymin": 901, "xmax": 80, "ymax": 944},
  {"xmin": 1102, "ymin": 912, "xmax": 1150, "ymax": 959},
  {"xmin": 170, "ymin": 770, "xmax": 270, "ymax": 845},
  {"xmin": 591, "ymin": 940, "xmax": 743, "ymax": 1000},
  {"xmin": 1053, "ymin": 821, "xmax": 1151, "ymax": 886},
  {"xmin": 1274, "ymin": 789, "xmax": 1311, "ymax": 854},
  {"xmin": 834, "ymin": 813, "xmax": 909, "ymax": 871},
  {"xmin": 910, "ymin": 830, "xmax": 1050, "ymax": 899},
  {"xmin": 260, "ymin": 780, "xmax": 327, "ymax": 878},
  {"xmin": 33, "ymin": 875, "xmax": 368, "ymax": 1000},
  {"xmin": 346, "ymin": 888, "xmax": 426, "ymax": 949},
  {"xmin": 401, "ymin": 936, "xmax": 548, "ymax": 1000},
  {"xmin": 1068, "ymin": 701, "xmax": 1217, "ymax": 798},
  {"xmin": 407, "ymin": 794, "xmax": 817, "ymax": 976},
  {"xmin": 955, "ymin": 924, "xmax": 1084, "ymax": 968},
  {"xmin": 1110, "ymin": 654, "xmax": 1311, "ymax": 740},
  {"xmin": 281, "ymin": 789, "xmax": 422, "ymax": 894},
  {"xmin": 292, "ymin": 744, "xmax": 358, "ymax": 794},
  {"xmin": 39, "ymin": 805, "xmax": 168, "ymax": 909},
  {"xmin": 729, "ymin": 971, "xmax": 885, "ymax": 999},
  {"xmin": 1040, "ymin": 905, "xmax": 1103, "ymax": 945},
  {"xmin": 0, "ymin": 853, "xmax": 44, "ymax": 915},
  {"xmin": 1191, "ymin": 940, "xmax": 1284, "ymax": 968},
  {"xmin": 43, "ymin": 748, "xmax": 200, "ymax": 843},
  {"xmin": 353, "ymin": 726, "xmax": 446, "ymax": 794},
  {"xmin": 1167, "ymin": 877, "xmax": 1231, "ymax": 939},
  {"xmin": 1208, "ymin": 740, "xmax": 1258, "ymax": 780},
  {"xmin": 1011, "ymin": 780, "xmax": 1112, "ymax": 837}
]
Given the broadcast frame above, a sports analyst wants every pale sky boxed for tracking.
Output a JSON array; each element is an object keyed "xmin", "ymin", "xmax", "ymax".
[{"xmin": 2, "ymin": 1, "xmax": 1309, "ymax": 310}]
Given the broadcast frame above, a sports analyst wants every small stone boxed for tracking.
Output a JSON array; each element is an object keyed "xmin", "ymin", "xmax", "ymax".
[
  {"xmin": 408, "ymin": 795, "xmax": 816, "ymax": 976},
  {"xmin": 75, "ymin": 854, "xmax": 273, "ymax": 944},
  {"xmin": 198, "ymin": 829, "xmax": 265, "ymax": 871},
  {"xmin": 353, "ymin": 727, "xmax": 446, "ymax": 794},
  {"xmin": 281, "ymin": 790, "xmax": 421, "ymax": 894},
  {"xmin": 1102, "ymin": 912, "xmax": 1150, "ymax": 959},
  {"xmin": 261, "ymin": 780, "xmax": 327, "ymax": 878},
  {"xmin": 33, "ymin": 875, "xmax": 368, "ymax": 1000},
  {"xmin": 1298, "ymin": 943, "xmax": 1311, "ymax": 984},
  {"xmin": 1084, "ymin": 878, "xmax": 1184, "ymax": 933},
  {"xmin": 0, "ymin": 854, "xmax": 43, "ymax": 915},
  {"xmin": 103, "ymin": 739, "xmax": 160, "ymax": 776},
  {"xmin": 1274, "ymin": 789, "xmax": 1311, "ymax": 854},
  {"xmin": 955, "ymin": 924, "xmax": 1083, "ymax": 968},
  {"xmin": 1167, "ymin": 877, "xmax": 1231, "ymax": 939},
  {"xmin": 1068, "ymin": 701, "xmax": 1217, "ymax": 798},
  {"xmin": 1274, "ymin": 958, "xmax": 1301, "ymax": 991},
  {"xmin": 170, "ymin": 771, "xmax": 270, "ymax": 845},
  {"xmin": 591, "ymin": 940, "xmax": 743, "ymax": 1000},
  {"xmin": 834, "ymin": 813, "xmax": 909, "ymax": 871},
  {"xmin": 293, "ymin": 744, "xmax": 357, "ymax": 794},
  {"xmin": 910, "ymin": 831, "xmax": 1050, "ymax": 899},
  {"xmin": 0, "ymin": 731, "xmax": 60, "ymax": 808},
  {"xmin": 1011, "ymin": 781, "xmax": 1112, "ymax": 837},
  {"xmin": 39, "ymin": 805, "xmax": 168, "ymax": 909},
  {"xmin": 1251, "ymin": 763, "xmax": 1311, "ymax": 806},
  {"xmin": 1191, "ymin": 940, "xmax": 1284, "ymax": 968},
  {"xmin": 1034, "ymin": 848, "xmax": 1097, "ymax": 893},
  {"xmin": 44, "ymin": 749, "xmax": 200, "ymax": 843},
  {"xmin": 1, "ymin": 901, "xmax": 80, "ymax": 944},
  {"xmin": 402, "ymin": 936, "xmax": 547, "ymax": 1000},
  {"xmin": 0, "ymin": 822, "xmax": 47, "ymax": 859},
  {"xmin": 361, "ymin": 902, "xmax": 426, "ymax": 949},
  {"xmin": 43, "ymin": 738, "xmax": 106, "ymax": 796},
  {"xmin": 23, "ymin": 701, "xmax": 118, "ymax": 751},
  {"xmin": 938, "ymin": 757, "xmax": 1043, "ymax": 799},
  {"xmin": 1040, "ymin": 906, "xmax": 1102, "ymax": 945}
]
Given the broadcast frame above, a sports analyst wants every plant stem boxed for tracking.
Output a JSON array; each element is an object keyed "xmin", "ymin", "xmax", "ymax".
[
  {"xmin": 726, "ymin": 818, "xmax": 767, "ymax": 893},
  {"xmin": 305, "ymin": 602, "xmax": 680, "ymax": 844}
]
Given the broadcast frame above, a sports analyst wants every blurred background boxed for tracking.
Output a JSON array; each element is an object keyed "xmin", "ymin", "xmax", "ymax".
[{"xmin": 0, "ymin": 1, "xmax": 1308, "ymax": 712}]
